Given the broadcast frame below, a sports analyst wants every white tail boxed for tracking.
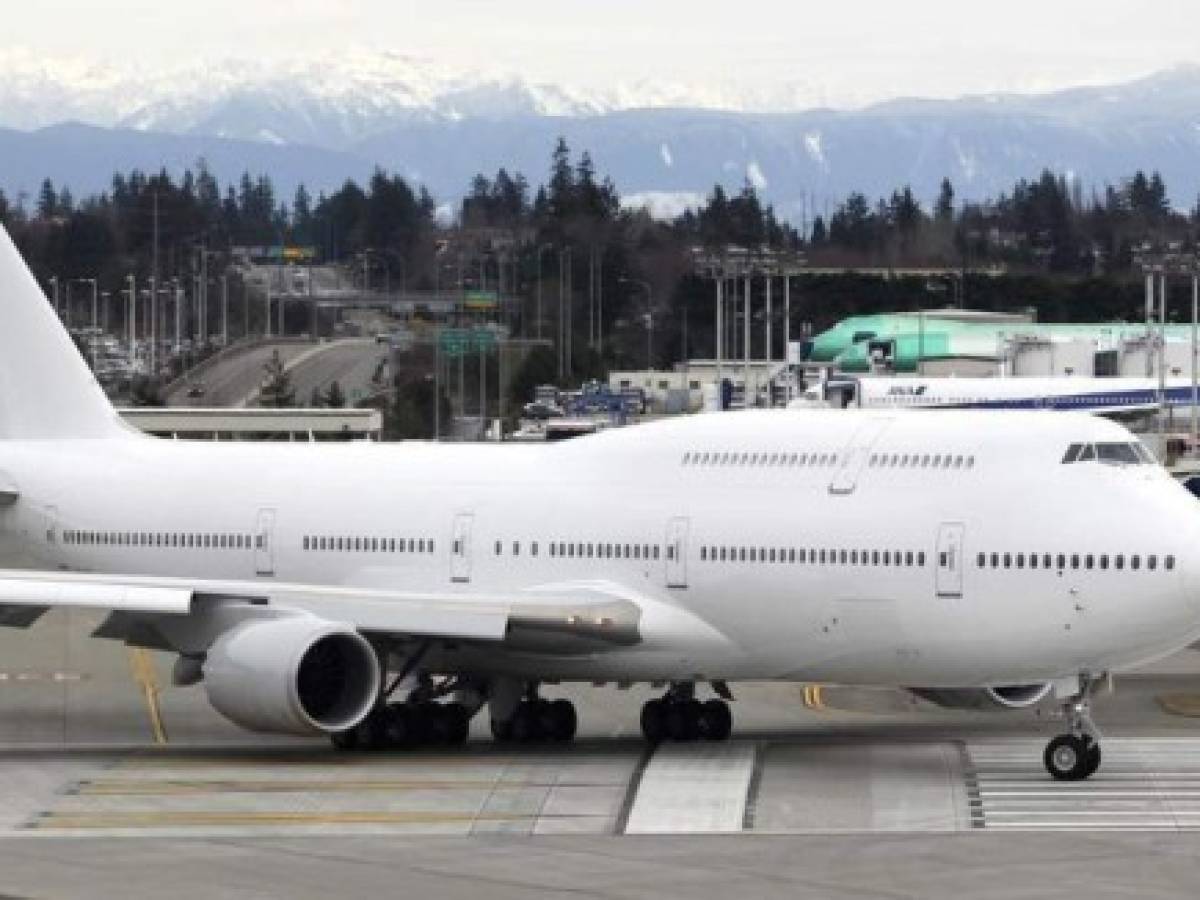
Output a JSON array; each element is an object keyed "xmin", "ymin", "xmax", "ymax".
[{"xmin": 0, "ymin": 226, "xmax": 130, "ymax": 439}]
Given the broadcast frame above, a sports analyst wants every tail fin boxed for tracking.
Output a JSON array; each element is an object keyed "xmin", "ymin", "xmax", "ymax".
[{"xmin": 0, "ymin": 226, "xmax": 130, "ymax": 439}]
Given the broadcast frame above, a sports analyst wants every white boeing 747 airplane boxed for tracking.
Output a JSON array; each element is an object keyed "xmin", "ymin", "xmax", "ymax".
[{"xmin": 0, "ymin": 227, "xmax": 1198, "ymax": 781}]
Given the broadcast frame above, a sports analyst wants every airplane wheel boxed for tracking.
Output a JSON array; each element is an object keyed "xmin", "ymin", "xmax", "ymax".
[
  {"xmin": 491, "ymin": 716, "xmax": 515, "ymax": 743},
  {"xmin": 384, "ymin": 703, "xmax": 417, "ymax": 748},
  {"xmin": 640, "ymin": 699, "xmax": 665, "ymax": 743},
  {"xmin": 1044, "ymin": 734, "xmax": 1092, "ymax": 781},
  {"xmin": 511, "ymin": 702, "xmax": 539, "ymax": 742},
  {"xmin": 353, "ymin": 707, "xmax": 388, "ymax": 751},
  {"xmin": 665, "ymin": 700, "xmax": 700, "ymax": 742},
  {"xmin": 548, "ymin": 699, "xmax": 577, "ymax": 742},
  {"xmin": 699, "ymin": 699, "xmax": 732, "ymax": 741},
  {"xmin": 441, "ymin": 702, "xmax": 471, "ymax": 746},
  {"xmin": 1082, "ymin": 737, "xmax": 1102, "ymax": 779}
]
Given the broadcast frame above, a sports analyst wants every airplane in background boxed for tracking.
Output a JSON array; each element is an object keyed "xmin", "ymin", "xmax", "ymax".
[
  {"xmin": 1, "ymin": 226, "xmax": 1199, "ymax": 781},
  {"xmin": 793, "ymin": 374, "xmax": 1200, "ymax": 419}
]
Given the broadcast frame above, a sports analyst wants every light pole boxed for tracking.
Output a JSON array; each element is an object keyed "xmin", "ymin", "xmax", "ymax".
[
  {"xmin": 620, "ymin": 278, "xmax": 653, "ymax": 369},
  {"xmin": 125, "ymin": 274, "xmax": 136, "ymax": 366},
  {"xmin": 535, "ymin": 243, "xmax": 552, "ymax": 341}
]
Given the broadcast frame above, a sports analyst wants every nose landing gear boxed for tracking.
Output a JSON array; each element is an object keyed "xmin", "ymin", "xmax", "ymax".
[{"xmin": 1043, "ymin": 674, "xmax": 1103, "ymax": 781}]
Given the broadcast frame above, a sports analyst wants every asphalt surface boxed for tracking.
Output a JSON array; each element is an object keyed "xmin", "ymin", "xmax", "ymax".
[
  {"xmin": 165, "ymin": 342, "xmax": 312, "ymax": 408},
  {"xmin": 285, "ymin": 338, "xmax": 388, "ymax": 407},
  {"xmin": 2, "ymin": 612, "xmax": 1200, "ymax": 897}
]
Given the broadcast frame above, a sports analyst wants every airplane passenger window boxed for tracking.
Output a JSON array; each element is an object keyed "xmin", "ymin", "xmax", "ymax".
[
  {"xmin": 918, "ymin": 552, "xmax": 926, "ymax": 566},
  {"xmin": 568, "ymin": 544, "xmax": 576, "ymax": 558},
  {"xmin": 906, "ymin": 551, "xmax": 914, "ymax": 566},
  {"xmin": 1115, "ymin": 555, "xmax": 1124, "ymax": 570},
  {"xmin": 700, "ymin": 547, "xmax": 706, "ymax": 561},
  {"xmin": 849, "ymin": 550, "xmax": 857, "ymax": 564},
  {"xmin": 820, "ymin": 549, "xmax": 827, "ymax": 564},
  {"xmin": 953, "ymin": 455, "xmax": 964, "ymax": 468},
  {"xmin": 719, "ymin": 547, "xmax": 727, "ymax": 561},
  {"xmin": 990, "ymin": 552, "xmax": 999, "ymax": 567},
  {"xmin": 883, "ymin": 551, "xmax": 891, "ymax": 565},
  {"xmin": 1167, "ymin": 555, "xmax": 1176, "ymax": 570},
  {"xmin": 653, "ymin": 546, "xmax": 660, "ymax": 560},
  {"xmin": 967, "ymin": 456, "xmax": 976, "ymax": 468},
  {"xmin": 1085, "ymin": 554, "xmax": 1094, "ymax": 570},
  {"xmin": 1149, "ymin": 555, "xmax": 1158, "ymax": 570},
  {"xmin": 1100, "ymin": 555, "xmax": 1109, "ymax": 570},
  {"xmin": 872, "ymin": 550, "xmax": 880, "ymax": 565},
  {"xmin": 789, "ymin": 549, "xmax": 796, "ymax": 563},
  {"xmin": 494, "ymin": 541, "xmax": 502, "ymax": 555},
  {"xmin": 789, "ymin": 453, "xmax": 798, "ymax": 464},
  {"xmin": 1016, "ymin": 553, "xmax": 1024, "ymax": 568},
  {"xmin": 749, "ymin": 548, "xmax": 757, "ymax": 562},
  {"xmin": 682, "ymin": 453, "xmax": 691, "ymax": 465},
  {"xmin": 1070, "ymin": 554, "xmax": 1079, "ymax": 569},
  {"xmin": 1029, "ymin": 553, "xmax": 1038, "ymax": 569},
  {"xmin": 303, "ymin": 537, "xmax": 310, "ymax": 550}
]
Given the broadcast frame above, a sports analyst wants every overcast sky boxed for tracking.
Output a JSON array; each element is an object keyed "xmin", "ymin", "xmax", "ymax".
[{"xmin": 10, "ymin": 0, "xmax": 1200, "ymax": 105}]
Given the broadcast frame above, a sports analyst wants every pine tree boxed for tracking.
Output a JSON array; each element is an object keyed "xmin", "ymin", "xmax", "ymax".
[
  {"xmin": 935, "ymin": 178, "xmax": 955, "ymax": 222},
  {"xmin": 259, "ymin": 350, "xmax": 296, "ymax": 408},
  {"xmin": 37, "ymin": 179, "xmax": 57, "ymax": 220},
  {"xmin": 324, "ymin": 380, "xmax": 347, "ymax": 409}
]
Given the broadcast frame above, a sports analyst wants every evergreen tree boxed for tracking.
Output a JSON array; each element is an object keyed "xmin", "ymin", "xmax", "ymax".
[
  {"xmin": 259, "ymin": 350, "xmax": 296, "ymax": 407},
  {"xmin": 935, "ymin": 178, "xmax": 955, "ymax": 222},
  {"xmin": 37, "ymin": 179, "xmax": 57, "ymax": 220},
  {"xmin": 324, "ymin": 380, "xmax": 347, "ymax": 409}
]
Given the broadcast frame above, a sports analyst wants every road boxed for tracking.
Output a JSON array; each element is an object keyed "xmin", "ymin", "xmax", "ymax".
[
  {"xmin": 286, "ymin": 338, "xmax": 389, "ymax": 407},
  {"xmin": 165, "ymin": 339, "xmax": 387, "ymax": 409},
  {"xmin": 165, "ymin": 342, "xmax": 312, "ymax": 408}
]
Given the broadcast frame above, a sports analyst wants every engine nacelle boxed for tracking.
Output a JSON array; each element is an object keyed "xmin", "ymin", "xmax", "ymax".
[
  {"xmin": 203, "ymin": 616, "xmax": 381, "ymax": 735},
  {"xmin": 909, "ymin": 683, "xmax": 1052, "ymax": 711}
]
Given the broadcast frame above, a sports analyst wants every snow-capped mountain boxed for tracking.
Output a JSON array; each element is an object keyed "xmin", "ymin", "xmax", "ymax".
[
  {"xmin": 4, "ymin": 53, "xmax": 1200, "ymax": 222},
  {"xmin": 0, "ymin": 49, "xmax": 839, "ymax": 148}
]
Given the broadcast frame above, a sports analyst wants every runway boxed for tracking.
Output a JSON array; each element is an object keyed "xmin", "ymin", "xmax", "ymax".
[{"xmin": 2, "ymin": 615, "xmax": 1200, "ymax": 896}]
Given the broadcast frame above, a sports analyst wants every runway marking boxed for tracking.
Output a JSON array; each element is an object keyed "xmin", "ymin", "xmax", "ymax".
[
  {"xmin": 967, "ymin": 738, "xmax": 1200, "ymax": 831},
  {"xmin": 72, "ymin": 778, "xmax": 619, "ymax": 795},
  {"xmin": 29, "ymin": 810, "xmax": 603, "ymax": 830},
  {"xmin": 801, "ymin": 684, "xmax": 825, "ymax": 710}
]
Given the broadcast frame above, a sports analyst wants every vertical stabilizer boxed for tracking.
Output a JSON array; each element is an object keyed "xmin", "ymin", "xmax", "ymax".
[{"xmin": 0, "ymin": 226, "xmax": 129, "ymax": 439}]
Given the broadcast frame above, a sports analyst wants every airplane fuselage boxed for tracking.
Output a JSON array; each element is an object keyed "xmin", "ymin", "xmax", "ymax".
[{"xmin": 2, "ymin": 409, "xmax": 1197, "ymax": 690}]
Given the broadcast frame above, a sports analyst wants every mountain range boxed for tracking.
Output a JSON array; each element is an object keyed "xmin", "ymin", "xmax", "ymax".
[{"xmin": 2, "ymin": 51, "xmax": 1199, "ymax": 222}]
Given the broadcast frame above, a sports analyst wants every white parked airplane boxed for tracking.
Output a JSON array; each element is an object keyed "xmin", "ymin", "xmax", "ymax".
[
  {"xmin": 794, "ymin": 375, "xmax": 1200, "ymax": 417},
  {"xmin": 0, "ymin": 227, "xmax": 1198, "ymax": 781}
]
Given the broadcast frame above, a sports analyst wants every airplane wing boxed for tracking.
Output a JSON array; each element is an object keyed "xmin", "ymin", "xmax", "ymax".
[{"xmin": 0, "ymin": 568, "xmax": 683, "ymax": 653}]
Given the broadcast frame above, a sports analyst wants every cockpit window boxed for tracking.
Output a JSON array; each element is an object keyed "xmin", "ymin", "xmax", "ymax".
[
  {"xmin": 1096, "ymin": 443, "xmax": 1140, "ymax": 465},
  {"xmin": 1063, "ymin": 442, "xmax": 1154, "ymax": 466}
]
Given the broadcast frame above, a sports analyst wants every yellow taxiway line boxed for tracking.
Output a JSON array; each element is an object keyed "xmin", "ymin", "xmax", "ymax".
[
  {"xmin": 127, "ymin": 648, "xmax": 168, "ymax": 745},
  {"xmin": 32, "ymin": 809, "xmax": 588, "ymax": 829}
]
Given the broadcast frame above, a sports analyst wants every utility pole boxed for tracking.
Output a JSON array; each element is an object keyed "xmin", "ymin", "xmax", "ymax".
[
  {"xmin": 126, "ymin": 274, "xmax": 136, "ymax": 366},
  {"xmin": 743, "ymin": 274, "xmax": 751, "ymax": 407},
  {"xmin": 1192, "ymin": 272, "xmax": 1198, "ymax": 454},
  {"xmin": 765, "ymin": 273, "xmax": 772, "ymax": 363},
  {"xmin": 223, "ymin": 274, "xmax": 230, "ymax": 346},
  {"xmin": 715, "ymin": 275, "xmax": 723, "ymax": 388},
  {"xmin": 265, "ymin": 280, "xmax": 272, "ymax": 339},
  {"xmin": 151, "ymin": 190, "xmax": 159, "ymax": 376}
]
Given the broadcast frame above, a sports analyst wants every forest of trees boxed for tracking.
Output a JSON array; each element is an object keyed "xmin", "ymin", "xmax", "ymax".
[{"xmin": 3, "ymin": 137, "xmax": 1199, "ymax": 418}]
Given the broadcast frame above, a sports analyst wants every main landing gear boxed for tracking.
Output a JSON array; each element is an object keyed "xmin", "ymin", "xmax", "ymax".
[
  {"xmin": 332, "ymin": 670, "xmax": 480, "ymax": 752},
  {"xmin": 1043, "ymin": 674, "xmax": 1102, "ymax": 781},
  {"xmin": 332, "ymin": 700, "xmax": 471, "ymax": 751},
  {"xmin": 640, "ymin": 683, "xmax": 733, "ymax": 743},
  {"xmin": 490, "ymin": 685, "xmax": 578, "ymax": 744}
]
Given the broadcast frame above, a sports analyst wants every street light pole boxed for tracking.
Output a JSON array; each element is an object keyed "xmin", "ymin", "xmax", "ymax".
[{"xmin": 619, "ymin": 277, "xmax": 653, "ymax": 369}]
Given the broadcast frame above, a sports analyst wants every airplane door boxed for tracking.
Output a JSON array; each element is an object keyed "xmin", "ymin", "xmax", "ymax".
[
  {"xmin": 451, "ymin": 513, "xmax": 473, "ymax": 583},
  {"xmin": 665, "ymin": 517, "xmax": 689, "ymax": 589},
  {"xmin": 935, "ymin": 522, "xmax": 965, "ymax": 598},
  {"xmin": 829, "ymin": 419, "xmax": 891, "ymax": 495},
  {"xmin": 255, "ymin": 508, "xmax": 276, "ymax": 576}
]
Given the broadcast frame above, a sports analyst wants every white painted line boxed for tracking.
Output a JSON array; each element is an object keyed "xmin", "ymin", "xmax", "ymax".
[{"xmin": 623, "ymin": 742, "xmax": 755, "ymax": 835}]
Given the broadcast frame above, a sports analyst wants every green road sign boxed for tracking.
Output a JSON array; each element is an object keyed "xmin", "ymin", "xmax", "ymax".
[{"xmin": 438, "ymin": 328, "xmax": 497, "ymax": 357}]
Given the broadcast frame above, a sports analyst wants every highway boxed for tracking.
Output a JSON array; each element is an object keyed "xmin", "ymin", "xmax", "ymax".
[{"xmin": 165, "ymin": 338, "xmax": 387, "ymax": 409}]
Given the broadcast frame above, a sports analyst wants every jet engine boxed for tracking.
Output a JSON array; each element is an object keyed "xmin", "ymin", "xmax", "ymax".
[
  {"xmin": 202, "ymin": 615, "xmax": 381, "ymax": 735},
  {"xmin": 909, "ymin": 683, "xmax": 1052, "ymax": 711}
]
